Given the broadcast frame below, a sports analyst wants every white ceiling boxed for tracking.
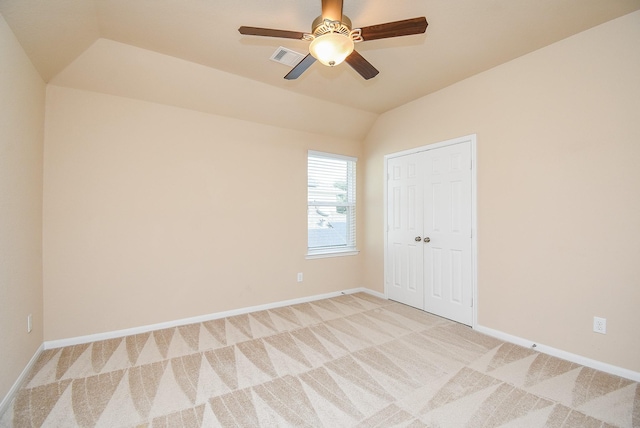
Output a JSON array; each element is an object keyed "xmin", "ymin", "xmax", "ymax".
[{"xmin": 2, "ymin": 0, "xmax": 639, "ymax": 114}]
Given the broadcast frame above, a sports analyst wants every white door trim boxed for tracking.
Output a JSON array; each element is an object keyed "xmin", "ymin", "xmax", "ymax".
[{"xmin": 383, "ymin": 134, "xmax": 478, "ymax": 328}]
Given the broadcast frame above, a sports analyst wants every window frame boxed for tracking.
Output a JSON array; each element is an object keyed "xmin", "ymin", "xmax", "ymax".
[{"xmin": 306, "ymin": 150, "xmax": 359, "ymax": 258}]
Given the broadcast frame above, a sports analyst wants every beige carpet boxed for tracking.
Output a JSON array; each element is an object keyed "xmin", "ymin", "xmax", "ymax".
[{"xmin": 1, "ymin": 293, "xmax": 638, "ymax": 427}]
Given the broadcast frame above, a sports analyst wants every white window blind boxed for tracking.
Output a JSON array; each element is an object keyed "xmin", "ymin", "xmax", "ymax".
[{"xmin": 307, "ymin": 151, "xmax": 357, "ymax": 255}]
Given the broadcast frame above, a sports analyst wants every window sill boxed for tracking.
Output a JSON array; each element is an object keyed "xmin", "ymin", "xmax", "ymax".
[{"xmin": 306, "ymin": 249, "xmax": 360, "ymax": 259}]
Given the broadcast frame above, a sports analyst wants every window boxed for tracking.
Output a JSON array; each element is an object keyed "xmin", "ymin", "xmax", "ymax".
[{"xmin": 307, "ymin": 151, "xmax": 357, "ymax": 257}]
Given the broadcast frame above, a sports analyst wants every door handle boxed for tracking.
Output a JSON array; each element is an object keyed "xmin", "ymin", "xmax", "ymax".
[
  {"xmin": 423, "ymin": 237, "xmax": 431, "ymax": 243},
  {"xmin": 415, "ymin": 236, "xmax": 422, "ymax": 242}
]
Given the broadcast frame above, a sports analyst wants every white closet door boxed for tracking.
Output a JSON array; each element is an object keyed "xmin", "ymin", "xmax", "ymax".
[
  {"xmin": 386, "ymin": 141, "xmax": 473, "ymax": 326},
  {"xmin": 385, "ymin": 152, "xmax": 427, "ymax": 309},
  {"xmin": 423, "ymin": 142, "xmax": 473, "ymax": 325}
]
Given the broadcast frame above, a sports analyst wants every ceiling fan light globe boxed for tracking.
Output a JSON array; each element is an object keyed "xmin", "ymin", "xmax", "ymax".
[{"xmin": 309, "ymin": 33, "xmax": 354, "ymax": 67}]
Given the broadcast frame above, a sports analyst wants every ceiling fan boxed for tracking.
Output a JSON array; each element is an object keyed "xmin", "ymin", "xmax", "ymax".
[{"xmin": 238, "ymin": 0, "xmax": 428, "ymax": 80}]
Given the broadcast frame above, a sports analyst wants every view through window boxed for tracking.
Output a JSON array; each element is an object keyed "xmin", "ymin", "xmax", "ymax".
[{"xmin": 307, "ymin": 151, "xmax": 356, "ymax": 255}]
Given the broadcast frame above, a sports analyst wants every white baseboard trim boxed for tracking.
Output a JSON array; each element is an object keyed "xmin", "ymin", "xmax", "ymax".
[
  {"xmin": 0, "ymin": 343, "xmax": 44, "ymax": 418},
  {"xmin": 361, "ymin": 288, "xmax": 386, "ymax": 299},
  {"xmin": 475, "ymin": 324, "xmax": 640, "ymax": 382},
  {"xmin": 44, "ymin": 287, "xmax": 385, "ymax": 350}
]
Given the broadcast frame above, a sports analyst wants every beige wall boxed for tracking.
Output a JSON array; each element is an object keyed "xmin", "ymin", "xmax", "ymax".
[
  {"xmin": 0, "ymin": 16, "xmax": 45, "ymax": 399},
  {"xmin": 43, "ymin": 86, "xmax": 364, "ymax": 341},
  {"xmin": 363, "ymin": 11, "xmax": 640, "ymax": 372}
]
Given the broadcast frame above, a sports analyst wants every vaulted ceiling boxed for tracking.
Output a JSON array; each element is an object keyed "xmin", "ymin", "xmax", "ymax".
[{"xmin": 2, "ymin": 0, "xmax": 639, "ymax": 116}]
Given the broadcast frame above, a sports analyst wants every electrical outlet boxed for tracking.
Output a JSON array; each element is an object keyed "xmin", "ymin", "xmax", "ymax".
[
  {"xmin": 593, "ymin": 316, "xmax": 606, "ymax": 334},
  {"xmin": 27, "ymin": 314, "xmax": 32, "ymax": 333},
  {"xmin": 297, "ymin": 272, "xmax": 303, "ymax": 283}
]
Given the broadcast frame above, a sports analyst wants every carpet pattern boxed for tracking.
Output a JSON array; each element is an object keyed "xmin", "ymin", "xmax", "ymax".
[{"xmin": 1, "ymin": 293, "xmax": 638, "ymax": 427}]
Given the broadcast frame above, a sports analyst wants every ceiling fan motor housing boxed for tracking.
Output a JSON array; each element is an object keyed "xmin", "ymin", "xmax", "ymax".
[
  {"xmin": 308, "ymin": 15, "xmax": 363, "ymax": 42},
  {"xmin": 312, "ymin": 15, "xmax": 350, "ymax": 35}
]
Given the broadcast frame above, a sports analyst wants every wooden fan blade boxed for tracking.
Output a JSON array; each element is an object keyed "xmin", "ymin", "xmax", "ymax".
[
  {"xmin": 238, "ymin": 26, "xmax": 305, "ymax": 39},
  {"xmin": 360, "ymin": 17, "xmax": 428, "ymax": 41},
  {"xmin": 284, "ymin": 54, "xmax": 317, "ymax": 80},
  {"xmin": 321, "ymin": 0, "xmax": 343, "ymax": 21},
  {"xmin": 345, "ymin": 50, "xmax": 379, "ymax": 80}
]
